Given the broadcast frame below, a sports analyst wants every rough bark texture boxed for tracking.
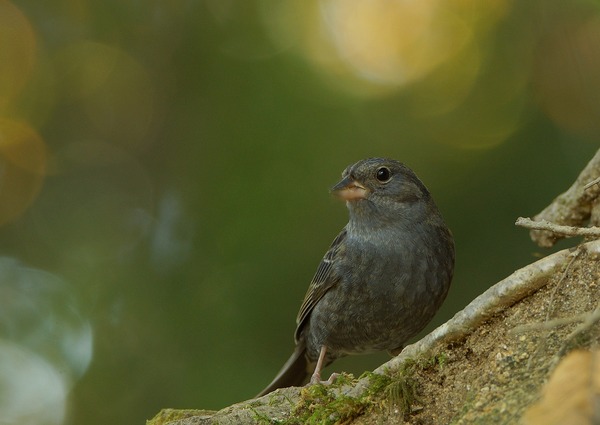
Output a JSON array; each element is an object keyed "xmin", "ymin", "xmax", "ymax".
[{"xmin": 148, "ymin": 149, "xmax": 600, "ymax": 425}]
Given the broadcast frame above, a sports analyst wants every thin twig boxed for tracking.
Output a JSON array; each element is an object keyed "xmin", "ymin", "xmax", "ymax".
[
  {"xmin": 516, "ymin": 217, "xmax": 600, "ymax": 238},
  {"xmin": 584, "ymin": 176, "xmax": 600, "ymax": 190},
  {"xmin": 528, "ymin": 148, "xmax": 600, "ymax": 247},
  {"xmin": 544, "ymin": 248, "xmax": 581, "ymax": 324},
  {"xmin": 524, "ymin": 248, "xmax": 581, "ymax": 369},
  {"xmin": 510, "ymin": 306, "xmax": 599, "ymax": 335},
  {"xmin": 556, "ymin": 302, "xmax": 600, "ymax": 359}
]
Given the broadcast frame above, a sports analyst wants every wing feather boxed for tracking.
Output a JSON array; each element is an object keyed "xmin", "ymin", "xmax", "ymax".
[{"xmin": 294, "ymin": 227, "xmax": 347, "ymax": 342}]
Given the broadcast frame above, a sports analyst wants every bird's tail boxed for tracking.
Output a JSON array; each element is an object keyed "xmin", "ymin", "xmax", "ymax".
[{"xmin": 256, "ymin": 342, "xmax": 310, "ymax": 397}]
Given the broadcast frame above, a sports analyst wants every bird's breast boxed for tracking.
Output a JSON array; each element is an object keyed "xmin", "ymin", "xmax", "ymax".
[{"xmin": 305, "ymin": 224, "xmax": 453, "ymax": 358}]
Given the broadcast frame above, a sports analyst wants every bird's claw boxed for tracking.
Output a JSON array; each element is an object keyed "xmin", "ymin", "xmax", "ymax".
[{"xmin": 309, "ymin": 372, "xmax": 340, "ymax": 386}]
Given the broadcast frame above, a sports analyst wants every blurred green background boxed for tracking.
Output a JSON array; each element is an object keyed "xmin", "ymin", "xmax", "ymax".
[{"xmin": 0, "ymin": 0, "xmax": 598, "ymax": 423}]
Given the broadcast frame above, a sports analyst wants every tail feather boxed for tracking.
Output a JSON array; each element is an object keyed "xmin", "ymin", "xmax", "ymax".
[{"xmin": 257, "ymin": 343, "xmax": 310, "ymax": 397}]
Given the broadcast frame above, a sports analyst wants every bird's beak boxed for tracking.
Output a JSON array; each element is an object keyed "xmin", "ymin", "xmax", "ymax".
[{"xmin": 330, "ymin": 176, "xmax": 368, "ymax": 201}]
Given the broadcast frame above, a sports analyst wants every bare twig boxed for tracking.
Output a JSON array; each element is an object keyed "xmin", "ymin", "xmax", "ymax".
[
  {"xmin": 521, "ymin": 248, "xmax": 582, "ymax": 369},
  {"xmin": 556, "ymin": 302, "xmax": 600, "ymax": 359},
  {"xmin": 529, "ymin": 148, "xmax": 600, "ymax": 247},
  {"xmin": 516, "ymin": 217, "xmax": 600, "ymax": 239},
  {"xmin": 510, "ymin": 305, "xmax": 600, "ymax": 335},
  {"xmin": 584, "ymin": 176, "xmax": 600, "ymax": 190},
  {"xmin": 544, "ymin": 249, "xmax": 581, "ymax": 324}
]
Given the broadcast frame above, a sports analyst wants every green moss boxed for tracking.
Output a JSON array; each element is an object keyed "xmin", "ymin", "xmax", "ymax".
[
  {"xmin": 402, "ymin": 350, "xmax": 448, "ymax": 371},
  {"xmin": 381, "ymin": 350, "xmax": 449, "ymax": 416},
  {"xmin": 277, "ymin": 351, "xmax": 449, "ymax": 424},
  {"xmin": 426, "ymin": 351, "xmax": 449, "ymax": 369},
  {"xmin": 383, "ymin": 361, "xmax": 420, "ymax": 415},
  {"xmin": 147, "ymin": 408, "xmax": 215, "ymax": 425},
  {"xmin": 249, "ymin": 405, "xmax": 284, "ymax": 424},
  {"xmin": 358, "ymin": 371, "xmax": 393, "ymax": 397},
  {"xmin": 289, "ymin": 384, "xmax": 367, "ymax": 425},
  {"xmin": 385, "ymin": 376, "xmax": 419, "ymax": 413},
  {"xmin": 331, "ymin": 371, "xmax": 355, "ymax": 386},
  {"xmin": 282, "ymin": 371, "xmax": 396, "ymax": 424}
]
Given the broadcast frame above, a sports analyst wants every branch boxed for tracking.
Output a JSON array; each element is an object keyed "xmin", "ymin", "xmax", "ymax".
[
  {"xmin": 515, "ymin": 217, "xmax": 600, "ymax": 239},
  {"xmin": 528, "ymin": 148, "xmax": 600, "ymax": 247},
  {"xmin": 583, "ymin": 176, "xmax": 600, "ymax": 190}
]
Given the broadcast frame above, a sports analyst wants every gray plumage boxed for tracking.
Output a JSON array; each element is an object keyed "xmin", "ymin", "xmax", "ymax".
[{"xmin": 257, "ymin": 158, "xmax": 455, "ymax": 397}]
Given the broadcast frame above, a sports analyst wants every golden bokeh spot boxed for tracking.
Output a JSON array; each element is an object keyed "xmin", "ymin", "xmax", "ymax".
[
  {"xmin": 261, "ymin": 0, "xmax": 510, "ymax": 99},
  {"xmin": 534, "ymin": 15, "xmax": 600, "ymax": 141},
  {"xmin": 0, "ymin": 0, "xmax": 37, "ymax": 110},
  {"xmin": 320, "ymin": 0, "xmax": 461, "ymax": 85},
  {"xmin": 0, "ymin": 119, "xmax": 47, "ymax": 225}
]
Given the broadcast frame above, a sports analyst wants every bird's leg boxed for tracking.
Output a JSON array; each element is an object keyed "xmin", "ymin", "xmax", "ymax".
[
  {"xmin": 309, "ymin": 346, "xmax": 340, "ymax": 385},
  {"xmin": 310, "ymin": 346, "xmax": 328, "ymax": 384}
]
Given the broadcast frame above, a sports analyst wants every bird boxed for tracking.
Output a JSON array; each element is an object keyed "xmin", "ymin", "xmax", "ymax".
[{"xmin": 257, "ymin": 157, "xmax": 455, "ymax": 397}]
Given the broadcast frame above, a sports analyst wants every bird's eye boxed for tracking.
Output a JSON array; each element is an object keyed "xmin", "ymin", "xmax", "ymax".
[{"xmin": 376, "ymin": 166, "xmax": 391, "ymax": 183}]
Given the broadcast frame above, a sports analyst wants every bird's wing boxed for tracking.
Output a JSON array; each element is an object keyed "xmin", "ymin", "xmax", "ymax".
[{"xmin": 294, "ymin": 227, "xmax": 347, "ymax": 342}]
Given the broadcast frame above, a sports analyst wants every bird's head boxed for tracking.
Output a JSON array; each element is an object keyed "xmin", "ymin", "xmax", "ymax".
[{"xmin": 331, "ymin": 158, "xmax": 434, "ymax": 227}]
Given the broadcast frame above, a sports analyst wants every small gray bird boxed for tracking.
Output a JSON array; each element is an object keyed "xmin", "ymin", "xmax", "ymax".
[{"xmin": 257, "ymin": 158, "xmax": 455, "ymax": 396}]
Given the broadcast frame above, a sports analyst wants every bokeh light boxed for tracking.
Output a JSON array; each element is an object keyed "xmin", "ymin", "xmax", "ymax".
[
  {"xmin": 0, "ymin": 119, "xmax": 46, "ymax": 225},
  {"xmin": 319, "ymin": 0, "xmax": 468, "ymax": 86},
  {"xmin": 261, "ymin": 0, "xmax": 510, "ymax": 98},
  {"xmin": 533, "ymin": 13, "xmax": 600, "ymax": 141},
  {"xmin": 54, "ymin": 41, "xmax": 156, "ymax": 151},
  {"xmin": 259, "ymin": 0, "xmax": 525, "ymax": 148},
  {"xmin": 0, "ymin": 258, "xmax": 92, "ymax": 424},
  {"xmin": 0, "ymin": 0, "xmax": 36, "ymax": 110}
]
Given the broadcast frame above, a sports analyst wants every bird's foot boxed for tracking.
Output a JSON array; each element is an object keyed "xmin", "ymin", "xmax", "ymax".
[{"xmin": 309, "ymin": 372, "xmax": 340, "ymax": 386}]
